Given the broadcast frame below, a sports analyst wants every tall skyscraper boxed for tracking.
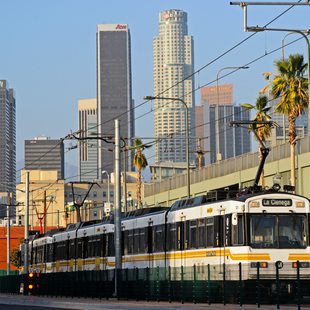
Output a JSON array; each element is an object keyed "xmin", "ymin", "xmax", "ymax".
[
  {"xmin": 78, "ymin": 98, "xmax": 98, "ymax": 182},
  {"xmin": 0, "ymin": 80, "xmax": 16, "ymax": 213},
  {"xmin": 153, "ymin": 9, "xmax": 195, "ymax": 163},
  {"xmin": 96, "ymin": 24, "xmax": 134, "ymax": 175},
  {"xmin": 25, "ymin": 136, "xmax": 64, "ymax": 180}
]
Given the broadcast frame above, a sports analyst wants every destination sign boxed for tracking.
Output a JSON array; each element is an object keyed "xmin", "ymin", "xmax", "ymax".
[{"xmin": 262, "ymin": 199, "xmax": 292, "ymax": 207}]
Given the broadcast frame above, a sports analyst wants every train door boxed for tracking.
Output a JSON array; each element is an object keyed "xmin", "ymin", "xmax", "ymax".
[
  {"xmin": 147, "ymin": 221, "xmax": 153, "ymax": 268},
  {"xmin": 177, "ymin": 216, "xmax": 187, "ymax": 267},
  {"xmin": 101, "ymin": 230, "xmax": 107, "ymax": 270},
  {"xmin": 215, "ymin": 212, "xmax": 230, "ymax": 274}
]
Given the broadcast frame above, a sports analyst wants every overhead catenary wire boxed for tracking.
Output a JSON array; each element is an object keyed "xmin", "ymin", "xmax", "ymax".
[{"xmin": 12, "ymin": 3, "xmax": 305, "ymax": 187}]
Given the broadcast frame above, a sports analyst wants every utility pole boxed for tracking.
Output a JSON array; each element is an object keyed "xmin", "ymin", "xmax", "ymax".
[
  {"xmin": 121, "ymin": 139, "xmax": 128, "ymax": 213},
  {"xmin": 114, "ymin": 119, "xmax": 122, "ymax": 297},
  {"xmin": 6, "ymin": 193, "xmax": 11, "ymax": 275},
  {"xmin": 24, "ymin": 171, "xmax": 30, "ymax": 274},
  {"xmin": 43, "ymin": 191, "xmax": 47, "ymax": 233}
]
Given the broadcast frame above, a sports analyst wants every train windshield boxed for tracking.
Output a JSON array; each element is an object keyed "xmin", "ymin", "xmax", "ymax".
[{"xmin": 250, "ymin": 215, "xmax": 307, "ymax": 249}]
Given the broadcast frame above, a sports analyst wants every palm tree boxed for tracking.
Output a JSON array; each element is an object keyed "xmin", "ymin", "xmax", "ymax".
[
  {"xmin": 132, "ymin": 138, "xmax": 148, "ymax": 208},
  {"xmin": 242, "ymin": 95, "xmax": 272, "ymax": 186},
  {"xmin": 270, "ymin": 54, "xmax": 308, "ymax": 189}
]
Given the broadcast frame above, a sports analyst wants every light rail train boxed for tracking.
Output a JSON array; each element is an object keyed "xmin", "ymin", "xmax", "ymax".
[{"xmin": 24, "ymin": 185, "xmax": 310, "ymax": 293}]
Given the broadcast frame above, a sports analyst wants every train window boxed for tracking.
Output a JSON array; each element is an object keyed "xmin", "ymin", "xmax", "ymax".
[
  {"xmin": 83, "ymin": 237, "xmax": 89, "ymax": 258},
  {"xmin": 154, "ymin": 225, "xmax": 164, "ymax": 252},
  {"xmin": 232, "ymin": 215, "xmax": 244, "ymax": 245},
  {"xmin": 46, "ymin": 244, "xmax": 53, "ymax": 262},
  {"xmin": 167, "ymin": 223, "xmax": 176, "ymax": 251},
  {"xmin": 197, "ymin": 219, "xmax": 206, "ymax": 248},
  {"xmin": 206, "ymin": 217, "xmax": 214, "ymax": 247},
  {"xmin": 189, "ymin": 220, "xmax": 197, "ymax": 249},
  {"xmin": 128, "ymin": 230, "xmax": 134, "ymax": 254},
  {"xmin": 52, "ymin": 243, "xmax": 56, "ymax": 262},
  {"xmin": 77, "ymin": 238, "xmax": 83, "ymax": 258},
  {"xmin": 108, "ymin": 233, "xmax": 115, "ymax": 256},
  {"xmin": 69, "ymin": 239, "xmax": 75, "ymax": 259},
  {"xmin": 123, "ymin": 231, "xmax": 129, "ymax": 255},
  {"xmin": 250, "ymin": 214, "xmax": 307, "ymax": 249},
  {"xmin": 56, "ymin": 241, "xmax": 67, "ymax": 260},
  {"xmin": 133, "ymin": 229, "xmax": 139, "ymax": 254},
  {"xmin": 88, "ymin": 237, "xmax": 94, "ymax": 257},
  {"xmin": 250, "ymin": 215, "xmax": 277, "ymax": 248},
  {"xmin": 278, "ymin": 215, "xmax": 307, "ymax": 248},
  {"xmin": 139, "ymin": 228, "xmax": 146, "ymax": 254}
]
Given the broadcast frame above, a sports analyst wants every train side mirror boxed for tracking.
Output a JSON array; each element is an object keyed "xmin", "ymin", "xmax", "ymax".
[{"xmin": 232, "ymin": 213, "xmax": 238, "ymax": 226}]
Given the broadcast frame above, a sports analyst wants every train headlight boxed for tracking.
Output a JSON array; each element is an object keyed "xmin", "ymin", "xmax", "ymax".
[
  {"xmin": 250, "ymin": 201, "xmax": 260, "ymax": 208},
  {"xmin": 296, "ymin": 201, "xmax": 305, "ymax": 208}
]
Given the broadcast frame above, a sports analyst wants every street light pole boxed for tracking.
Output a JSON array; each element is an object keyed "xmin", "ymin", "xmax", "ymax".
[
  {"xmin": 114, "ymin": 119, "xmax": 122, "ymax": 297},
  {"xmin": 215, "ymin": 66, "xmax": 249, "ymax": 162},
  {"xmin": 144, "ymin": 95, "xmax": 190, "ymax": 198},
  {"xmin": 24, "ymin": 171, "xmax": 30, "ymax": 274},
  {"xmin": 6, "ymin": 194, "xmax": 10, "ymax": 275}
]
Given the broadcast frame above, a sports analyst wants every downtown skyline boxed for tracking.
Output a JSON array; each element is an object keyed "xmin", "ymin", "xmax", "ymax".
[{"xmin": 0, "ymin": 0, "xmax": 309, "ymax": 179}]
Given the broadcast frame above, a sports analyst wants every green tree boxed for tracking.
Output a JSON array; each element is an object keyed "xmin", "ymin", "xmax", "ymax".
[
  {"xmin": 132, "ymin": 138, "xmax": 148, "ymax": 208},
  {"xmin": 270, "ymin": 54, "xmax": 308, "ymax": 189},
  {"xmin": 242, "ymin": 95, "xmax": 272, "ymax": 186},
  {"xmin": 10, "ymin": 248, "xmax": 21, "ymax": 269}
]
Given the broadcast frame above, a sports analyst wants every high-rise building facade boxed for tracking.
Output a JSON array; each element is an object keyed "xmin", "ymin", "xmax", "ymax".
[
  {"xmin": 0, "ymin": 80, "xmax": 16, "ymax": 213},
  {"xmin": 78, "ymin": 98, "xmax": 98, "ymax": 182},
  {"xmin": 25, "ymin": 136, "xmax": 64, "ymax": 180},
  {"xmin": 207, "ymin": 104, "xmax": 251, "ymax": 163},
  {"xmin": 201, "ymin": 84, "xmax": 233, "ymax": 105},
  {"xmin": 153, "ymin": 9, "xmax": 195, "ymax": 163},
  {"xmin": 267, "ymin": 96, "xmax": 308, "ymax": 147},
  {"xmin": 96, "ymin": 24, "xmax": 134, "ymax": 175}
]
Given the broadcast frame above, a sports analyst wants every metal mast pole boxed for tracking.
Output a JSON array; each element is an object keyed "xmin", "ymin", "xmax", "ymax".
[
  {"xmin": 24, "ymin": 171, "xmax": 30, "ymax": 274},
  {"xmin": 114, "ymin": 119, "xmax": 122, "ymax": 297}
]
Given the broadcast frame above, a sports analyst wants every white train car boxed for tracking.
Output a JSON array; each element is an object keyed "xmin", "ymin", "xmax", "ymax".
[
  {"xmin": 75, "ymin": 220, "xmax": 115, "ymax": 271},
  {"xmin": 26, "ymin": 187, "xmax": 310, "ymax": 297}
]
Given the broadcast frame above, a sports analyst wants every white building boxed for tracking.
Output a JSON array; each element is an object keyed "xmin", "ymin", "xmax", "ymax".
[
  {"xmin": 153, "ymin": 9, "xmax": 195, "ymax": 164},
  {"xmin": 78, "ymin": 98, "xmax": 98, "ymax": 182}
]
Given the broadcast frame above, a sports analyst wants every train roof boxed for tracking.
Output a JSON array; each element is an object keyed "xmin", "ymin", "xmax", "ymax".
[
  {"xmin": 169, "ymin": 188, "xmax": 309, "ymax": 212},
  {"xmin": 122, "ymin": 206, "xmax": 168, "ymax": 220}
]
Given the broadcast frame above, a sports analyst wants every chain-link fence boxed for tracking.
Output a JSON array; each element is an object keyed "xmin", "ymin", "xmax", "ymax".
[{"xmin": 0, "ymin": 262, "xmax": 308, "ymax": 308}]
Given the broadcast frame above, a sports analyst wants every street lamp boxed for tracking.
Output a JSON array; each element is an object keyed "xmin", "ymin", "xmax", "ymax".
[
  {"xmin": 144, "ymin": 95, "xmax": 191, "ymax": 198},
  {"xmin": 102, "ymin": 170, "xmax": 110, "ymax": 204},
  {"xmin": 215, "ymin": 66, "xmax": 249, "ymax": 162}
]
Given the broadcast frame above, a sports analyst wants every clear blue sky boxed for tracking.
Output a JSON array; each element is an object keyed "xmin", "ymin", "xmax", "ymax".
[{"xmin": 0, "ymin": 0, "xmax": 309, "ymax": 174}]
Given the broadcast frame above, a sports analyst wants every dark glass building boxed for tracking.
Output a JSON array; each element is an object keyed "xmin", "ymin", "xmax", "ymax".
[
  {"xmin": 208, "ymin": 105, "xmax": 251, "ymax": 163},
  {"xmin": 0, "ymin": 80, "xmax": 16, "ymax": 215},
  {"xmin": 25, "ymin": 137, "xmax": 64, "ymax": 180},
  {"xmin": 96, "ymin": 24, "xmax": 134, "ymax": 175}
]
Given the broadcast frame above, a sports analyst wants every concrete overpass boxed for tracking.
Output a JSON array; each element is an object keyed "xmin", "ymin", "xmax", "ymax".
[{"xmin": 144, "ymin": 135, "xmax": 310, "ymax": 207}]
